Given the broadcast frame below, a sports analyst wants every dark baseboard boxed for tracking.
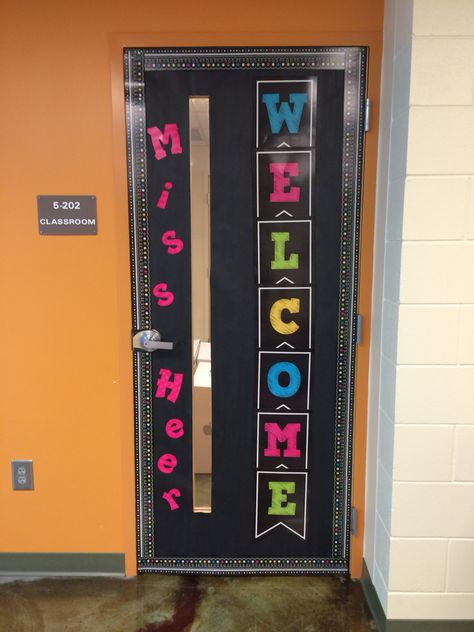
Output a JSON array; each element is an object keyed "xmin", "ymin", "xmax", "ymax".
[
  {"xmin": 360, "ymin": 559, "xmax": 473, "ymax": 632},
  {"xmin": 0, "ymin": 553, "xmax": 125, "ymax": 575},
  {"xmin": 360, "ymin": 559, "xmax": 387, "ymax": 631}
]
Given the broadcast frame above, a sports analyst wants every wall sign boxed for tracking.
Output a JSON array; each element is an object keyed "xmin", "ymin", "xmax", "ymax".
[
  {"xmin": 37, "ymin": 195, "xmax": 97, "ymax": 234},
  {"xmin": 125, "ymin": 47, "xmax": 366, "ymax": 575}
]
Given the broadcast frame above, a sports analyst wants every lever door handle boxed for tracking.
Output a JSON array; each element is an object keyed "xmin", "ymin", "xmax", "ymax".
[{"xmin": 132, "ymin": 329, "xmax": 174, "ymax": 352}]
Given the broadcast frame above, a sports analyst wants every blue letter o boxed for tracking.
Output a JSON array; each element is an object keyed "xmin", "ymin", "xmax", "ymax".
[{"xmin": 267, "ymin": 362, "xmax": 301, "ymax": 398}]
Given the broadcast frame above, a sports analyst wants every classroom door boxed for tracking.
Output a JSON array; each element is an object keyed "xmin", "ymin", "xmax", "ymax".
[{"xmin": 125, "ymin": 47, "xmax": 366, "ymax": 574}]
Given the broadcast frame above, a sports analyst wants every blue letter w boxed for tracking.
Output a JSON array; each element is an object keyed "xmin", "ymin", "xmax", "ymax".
[{"xmin": 262, "ymin": 93, "xmax": 308, "ymax": 134}]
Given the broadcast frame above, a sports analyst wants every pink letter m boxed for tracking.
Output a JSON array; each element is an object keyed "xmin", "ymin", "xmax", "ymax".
[
  {"xmin": 147, "ymin": 124, "xmax": 183, "ymax": 161},
  {"xmin": 263, "ymin": 422, "xmax": 301, "ymax": 458}
]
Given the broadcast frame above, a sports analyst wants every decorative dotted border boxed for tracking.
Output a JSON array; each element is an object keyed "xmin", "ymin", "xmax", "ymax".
[
  {"xmin": 125, "ymin": 46, "xmax": 366, "ymax": 573},
  {"xmin": 125, "ymin": 49, "xmax": 155, "ymax": 560},
  {"xmin": 333, "ymin": 48, "xmax": 367, "ymax": 560},
  {"xmin": 143, "ymin": 50, "xmax": 345, "ymax": 72},
  {"xmin": 138, "ymin": 556, "xmax": 347, "ymax": 575}
]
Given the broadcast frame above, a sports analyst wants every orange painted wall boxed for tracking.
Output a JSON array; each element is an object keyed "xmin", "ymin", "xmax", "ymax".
[{"xmin": 0, "ymin": 0, "xmax": 383, "ymax": 575}]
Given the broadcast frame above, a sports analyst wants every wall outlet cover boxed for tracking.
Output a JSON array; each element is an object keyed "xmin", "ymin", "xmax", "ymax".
[{"xmin": 12, "ymin": 460, "xmax": 34, "ymax": 490}]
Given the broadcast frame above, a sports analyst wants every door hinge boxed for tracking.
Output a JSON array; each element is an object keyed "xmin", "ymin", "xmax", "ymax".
[
  {"xmin": 351, "ymin": 506, "xmax": 357, "ymax": 535},
  {"xmin": 356, "ymin": 314, "xmax": 362, "ymax": 344},
  {"xmin": 364, "ymin": 98, "xmax": 371, "ymax": 132}
]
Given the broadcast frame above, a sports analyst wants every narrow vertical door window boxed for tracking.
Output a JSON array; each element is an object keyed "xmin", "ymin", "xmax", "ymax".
[{"xmin": 189, "ymin": 97, "xmax": 212, "ymax": 512}]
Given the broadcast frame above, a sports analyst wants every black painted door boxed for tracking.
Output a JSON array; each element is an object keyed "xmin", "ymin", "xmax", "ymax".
[{"xmin": 125, "ymin": 47, "xmax": 366, "ymax": 574}]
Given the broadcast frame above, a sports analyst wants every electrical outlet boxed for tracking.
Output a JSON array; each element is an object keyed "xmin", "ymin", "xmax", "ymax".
[{"xmin": 12, "ymin": 460, "xmax": 34, "ymax": 490}]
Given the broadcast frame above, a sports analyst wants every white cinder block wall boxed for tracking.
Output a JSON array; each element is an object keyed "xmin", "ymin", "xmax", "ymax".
[{"xmin": 366, "ymin": 0, "xmax": 474, "ymax": 621}]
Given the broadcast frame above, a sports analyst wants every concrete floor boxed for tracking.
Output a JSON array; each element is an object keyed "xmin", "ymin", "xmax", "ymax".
[{"xmin": 0, "ymin": 574, "xmax": 375, "ymax": 631}]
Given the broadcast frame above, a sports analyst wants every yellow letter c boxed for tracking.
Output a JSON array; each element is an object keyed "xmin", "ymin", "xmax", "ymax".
[{"xmin": 269, "ymin": 298, "xmax": 300, "ymax": 335}]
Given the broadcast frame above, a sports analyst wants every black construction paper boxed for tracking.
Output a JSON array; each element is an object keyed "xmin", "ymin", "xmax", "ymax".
[{"xmin": 143, "ymin": 67, "xmax": 345, "ymax": 558}]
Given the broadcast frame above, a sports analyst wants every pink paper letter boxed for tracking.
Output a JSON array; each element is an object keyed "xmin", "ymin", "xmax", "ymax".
[
  {"xmin": 161, "ymin": 230, "xmax": 184, "ymax": 255},
  {"xmin": 263, "ymin": 422, "xmax": 301, "ymax": 457},
  {"xmin": 152, "ymin": 283, "xmax": 174, "ymax": 306},
  {"xmin": 147, "ymin": 124, "xmax": 183, "ymax": 161},
  {"xmin": 162, "ymin": 488, "xmax": 181, "ymax": 510},
  {"xmin": 157, "ymin": 182, "xmax": 173, "ymax": 209},
  {"xmin": 166, "ymin": 418, "xmax": 184, "ymax": 439},
  {"xmin": 157, "ymin": 453, "xmax": 178, "ymax": 474},
  {"xmin": 269, "ymin": 162, "xmax": 300, "ymax": 202},
  {"xmin": 155, "ymin": 369, "xmax": 183, "ymax": 403}
]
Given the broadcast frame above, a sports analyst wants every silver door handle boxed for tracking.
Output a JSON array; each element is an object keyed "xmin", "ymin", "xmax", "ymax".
[{"xmin": 132, "ymin": 329, "xmax": 174, "ymax": 352}]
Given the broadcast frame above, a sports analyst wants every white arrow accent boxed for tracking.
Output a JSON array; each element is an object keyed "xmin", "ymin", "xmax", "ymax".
[
  {"xmin": 277, "ymin": 141, "xmax": 291, "ymax": 148},
  {"xmin": 276, "ymin": 404, "xmax": 290, "ymax": 411},
  {"xmin": 276, "ymin": 277, "xmax": 295, "ymax": 285},
  {"xmin": 275, "ymin": 210, "xmax": 293, "ymax": 218},
  {"xmin": 276, "ymin": 464, "xmax": 289, "ymax": 470},
  {"xmin": 276, "ymin": 341, "xmax": 295, "ymax": 349}
]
